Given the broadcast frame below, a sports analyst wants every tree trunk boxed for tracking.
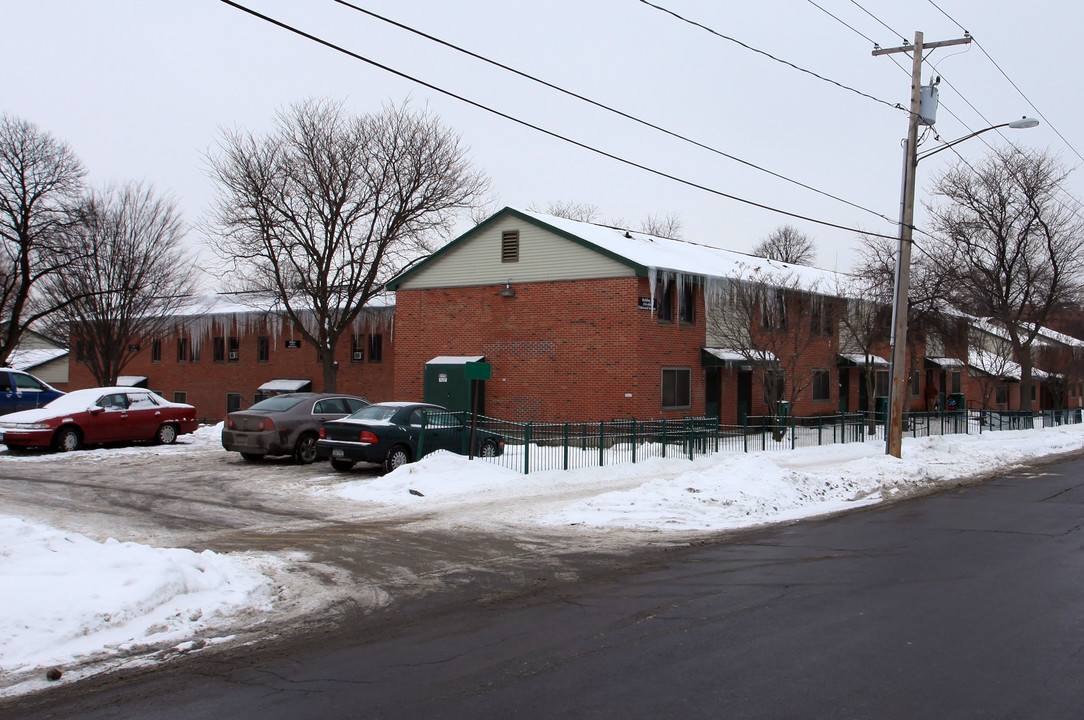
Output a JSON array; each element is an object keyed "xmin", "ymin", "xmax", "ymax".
[{"xmin": 321, "ymin": 354, "xmax": 339, "ymax": 393}]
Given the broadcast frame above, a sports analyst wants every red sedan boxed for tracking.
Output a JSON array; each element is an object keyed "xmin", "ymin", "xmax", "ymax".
[{"xmin": 0, "ymin": 387, "xmax": 199, "ymax": 452}]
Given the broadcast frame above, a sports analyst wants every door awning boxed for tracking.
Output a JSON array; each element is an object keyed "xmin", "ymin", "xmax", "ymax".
[
  {"xmin": 701, "ymin": 348, "xmax": 777, "ymax": 367},
  {"xmin": 258, "ymin": 378, "xmax": 312, "ymax": 393},
  {"xmin": 837, "ymin": 353, "xmax": 890, "ymax": 367},
  {"xmin": 925, "ymin": 356, "xmax": 966, "ymax": 368},
  {"xmin": 426, "ymin": 355, "xmax": 485, "ymax": 365}
]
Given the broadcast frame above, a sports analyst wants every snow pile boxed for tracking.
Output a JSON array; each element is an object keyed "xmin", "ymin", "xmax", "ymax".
[
  {"xmin": 0, "ymin": 517, "xmax": 277, "ymax": 682},
  {"xmin": 331, "ymin": 425, "xmax": 1084, "ymax": 531}
]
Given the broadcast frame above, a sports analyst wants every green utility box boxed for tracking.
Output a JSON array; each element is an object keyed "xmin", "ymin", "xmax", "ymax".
[
  {"xmin": 423, "ymin": 356, "xmax": 487, "ymax": 413},
  {"xmin": 948, "ymin": 392, "xmax": 965, "ymax": 411}
]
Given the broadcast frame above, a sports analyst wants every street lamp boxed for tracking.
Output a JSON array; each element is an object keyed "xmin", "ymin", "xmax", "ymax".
[{"xmin": 885, "ymin": 116, "xmax": 1039, "ymax": 458}]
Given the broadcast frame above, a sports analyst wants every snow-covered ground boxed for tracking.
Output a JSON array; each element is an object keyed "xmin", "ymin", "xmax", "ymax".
[{"xmin": 3, "ymin": 422, "xmax": 1084, "ymax": 696}]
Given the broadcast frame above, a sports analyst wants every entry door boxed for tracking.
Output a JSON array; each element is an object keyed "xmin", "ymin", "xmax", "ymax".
[
  {"xmin": 705, "ymin": 368, "xmax": 721, "ymax": 420},
  {"xmin": 737, "ymin": 370, "xmax": 752, "ymax": 425}
]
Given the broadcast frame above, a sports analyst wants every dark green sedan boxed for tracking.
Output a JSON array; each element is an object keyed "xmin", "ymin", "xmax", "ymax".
[{"xmin": 316, "ymin": 401, "xmax": 504, "ymax": 473}]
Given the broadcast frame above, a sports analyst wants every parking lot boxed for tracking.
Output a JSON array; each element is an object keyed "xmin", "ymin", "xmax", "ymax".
[{"xmin": 0, "ymin": 425, "xmax": 659, "ymax": 641}]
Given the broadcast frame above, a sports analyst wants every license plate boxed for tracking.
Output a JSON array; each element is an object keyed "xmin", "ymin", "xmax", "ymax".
[{"xmin": 332, "ymin": 449, "xmax": 344, "ymax": 457}]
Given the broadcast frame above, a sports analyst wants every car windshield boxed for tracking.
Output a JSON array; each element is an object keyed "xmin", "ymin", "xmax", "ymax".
[
  {"xmin": 345, "ymin": 405, "xmax": 400, "ymax": 423},
  {"xmin": 247, "ymin": 396, "xmax": 306, "ymax": 412}
]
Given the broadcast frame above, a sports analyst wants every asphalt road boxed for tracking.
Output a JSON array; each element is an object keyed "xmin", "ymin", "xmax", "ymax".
[{"xmin": 6, "ymin": 451, "xmax": 1084, "ymax": 720}]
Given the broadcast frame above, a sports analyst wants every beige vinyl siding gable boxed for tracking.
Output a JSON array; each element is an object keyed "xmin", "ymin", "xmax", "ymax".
[{"xmin": 397, "ymin": 216, "xmax": 635, "ymax": 289}]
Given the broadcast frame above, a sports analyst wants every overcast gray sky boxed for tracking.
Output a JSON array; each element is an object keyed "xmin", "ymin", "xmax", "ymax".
[{"xmin": 4, "ymin": 0, "xmax": 1081, "ymax": 278}]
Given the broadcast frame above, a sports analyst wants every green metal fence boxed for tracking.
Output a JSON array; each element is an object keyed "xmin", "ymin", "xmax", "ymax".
[{"xmin": 420, "ymin": 408, "xmax": 1083, "ymax": 474}]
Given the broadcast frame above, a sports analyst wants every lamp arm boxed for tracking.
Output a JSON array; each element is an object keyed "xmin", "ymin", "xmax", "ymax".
[{"xmin": 916, "ymin": 123, "xmax": 1010, "ymax": 163}]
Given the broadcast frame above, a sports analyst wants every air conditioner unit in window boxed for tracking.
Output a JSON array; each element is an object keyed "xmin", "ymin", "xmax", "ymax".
[
  {"xmin": 352, "ymin": 351, "xmax": 364, "ymax": 361},
  {"xmin": 228, "ymin": 352, "xmax": 239, "ymax": 360}
]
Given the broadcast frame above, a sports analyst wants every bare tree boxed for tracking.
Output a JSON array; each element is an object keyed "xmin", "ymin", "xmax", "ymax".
[
  {"xmin": 751, "ymin": 225, "xmax": 817, "ymax": 266},
  {"xmin": 835, "ymin": 275, "xmax": 891, "ymax": 425},
  {"xmin": 847, "ymin": 234, "xmax": 943, "ymax": 421},
  {"xmin": 40, "ymin": 182, "xmax": 196, "ymax": 385},
  {"xmin": 0, "ymin": 114, "xmax": 86, "ymax": 364},
  {"xmin": 926, "ymin": 147, "xmax": 1084, "ymax": 411},
  {"xmin": 528, "ymin": 200, "xmax": 603, "ymax": 223},
  {"xmin": 705, "ymin": 269, "xmax": 824, "ymax": 439},
  {"xmin": 529, "ymin": 201, "xmax": 683, "ymax": 238},
  {"xmin": 967, "ymin": 326, "xmax": 1019, "ymax": 411},
  {"xmin": 638, "ymin": 213, "xmax": 683, "ymax": 239},
  {"xmin": 205, "ymin": 98, "xmax": 488, "ymax": 391}
]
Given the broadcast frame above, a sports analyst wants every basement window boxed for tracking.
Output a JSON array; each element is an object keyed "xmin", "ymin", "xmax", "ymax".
[{"xmin": 501, "ymin": 230, "xmax": 520, "ymax": 263}]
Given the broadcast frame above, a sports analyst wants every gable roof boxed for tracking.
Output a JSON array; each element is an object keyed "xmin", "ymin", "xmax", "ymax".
[{"xmin": 388, "ymin": 207, "xmax": 844, "ymax": 291}]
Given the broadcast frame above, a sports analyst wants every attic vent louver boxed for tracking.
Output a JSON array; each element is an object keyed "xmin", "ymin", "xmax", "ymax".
[{"xmin": 501, "ymin": 230, "xmax": 520, "ymax": 263}]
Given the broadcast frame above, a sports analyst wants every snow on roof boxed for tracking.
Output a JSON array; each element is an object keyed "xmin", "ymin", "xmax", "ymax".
[
  {"xmin": 967, "ymin": 349, "xmax": 1058, "ymax": 380},
  {"xmin": 5, "ymin": 348, "xmax": 68, "ymax": 371},
  {"xmin": 168, "ymin": 291, "xmax": 396, "ymax": 319},
  {"xmin": 970, "ymin": 317, "xmax": 1084, "ymax": 349},
  {"xmin": 517, "ymin": 209, "xmax": 844, "ymax": 292}
]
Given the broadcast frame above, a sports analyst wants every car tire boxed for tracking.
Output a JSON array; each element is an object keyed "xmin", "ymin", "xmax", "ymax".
[
  {"xmin": 53, "ymin": 427, "xmax": 81, "ymax": 453},
  {"xmin": 479, "ymin": 439, "xmax": 499, "ymax": 458},
  {"xmin": 383, "ymin": 445, "xmax": 411, "ymax": 473},
  {"xmin": 155, "ymin": 423, "xmax": 178, "ymax": 445},
  {"xmin": 293, "ymin": 433, "xmax": 318, "ymax": 464},
  {"xmin": 240, "ymin": 452, "xmax": 264, "ymax": 462},
  {"xmin": 330, "ymin": 458, "xmax": 355, "ymax": 472}
]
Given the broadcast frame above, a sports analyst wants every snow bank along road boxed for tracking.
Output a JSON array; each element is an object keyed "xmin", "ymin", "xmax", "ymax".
[{"xmin": 2, "ymin": 422, "xmax": 1084, "ymax": 698}]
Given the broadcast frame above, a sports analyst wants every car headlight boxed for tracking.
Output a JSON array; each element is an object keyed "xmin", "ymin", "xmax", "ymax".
[{"xmin": 2, "ymin": 422, "xmax": 51, "ymax": 430}]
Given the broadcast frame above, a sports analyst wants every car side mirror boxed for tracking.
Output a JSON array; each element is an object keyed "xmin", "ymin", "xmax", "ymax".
[{"xmin": 89, "ymin": 406, "xmax": 105, "ymax": 415}]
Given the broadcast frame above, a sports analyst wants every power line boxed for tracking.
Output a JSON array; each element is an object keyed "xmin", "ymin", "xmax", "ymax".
[
  {"xmin": 810, "ymin": 0, "xmax": 1084, "ymax": 226},
  {"xmin": 848, "ymin": 0, "xmax": 908, "ymax": 45},
  {"xmin": 215, "ymin": 0, "xmax": 903, "ymax": 240},
  {"xmin": 804, "ymin": 0, "xmax": 913, "ymax": 77},
  {"xmin": 636, "ymin": 0, "xmax": 904, "ymax": 112},
  {"xmin": 333, "ymin": 0, "xmax": 897, "ymax": 226},
  {"xmin": 926, "ymin": 0, "xmax": 1084, "ymax": 165}
]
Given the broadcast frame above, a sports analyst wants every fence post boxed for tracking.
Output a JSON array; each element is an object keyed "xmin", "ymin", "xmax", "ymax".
[
  {"xmin": 662, "ymin": 419, "xmax": 668, "ymax": 458},
  {"xmin": 632, "ymin": 419, "xmax": 638, "ymax": 464},
  {"xmin": 563, "ymin": 422, "xmax": 569, "ymax": 470},
  {"xmin": 599, "ymin": 421, "xmax": 605, "ymax": 467},
  {"xmin": 743, "ymin": 415, "xmax": 748, "ymax": 453},
  {"xmin": 790, "ymin": 413, "xmax": 796, "ymax": 450},
  {"xmin": 524, "ymin": 422, "xmax": 531, "ymax": 474}
]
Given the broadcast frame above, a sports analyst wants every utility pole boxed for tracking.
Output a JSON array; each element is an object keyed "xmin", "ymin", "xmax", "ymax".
[{"xmin": 874, "ymin": 31, "xmax": 971, "ymax": 458}]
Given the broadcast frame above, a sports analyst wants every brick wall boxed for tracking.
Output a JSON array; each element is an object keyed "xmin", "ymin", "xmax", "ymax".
[{"xmin": 393, "ymin": 277, "xmax": 707, "ymax": 423}]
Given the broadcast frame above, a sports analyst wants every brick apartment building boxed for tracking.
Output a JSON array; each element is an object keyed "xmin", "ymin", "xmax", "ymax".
[
  {"xmin": 389, "ymin": 208, "xmax": 958, "ymax": 424},
  {"xmin": 67, "ymin": 296, "xmax": 395, "ymax": 422},
  {"xmin": 65, "ymin": 207, "xmax": 1080, "ymax": 423}
]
